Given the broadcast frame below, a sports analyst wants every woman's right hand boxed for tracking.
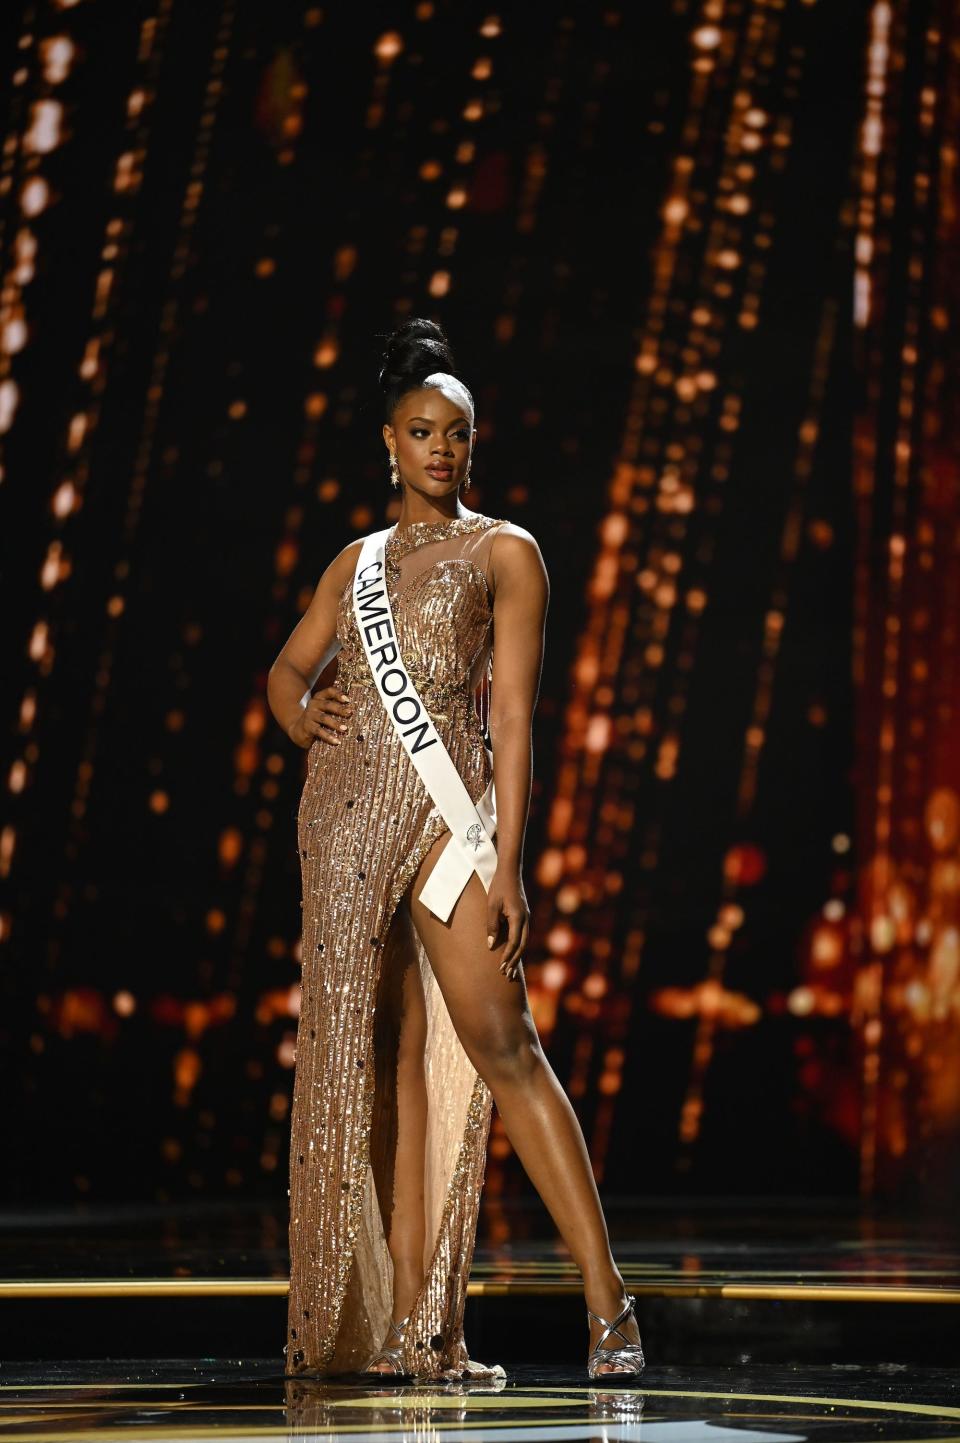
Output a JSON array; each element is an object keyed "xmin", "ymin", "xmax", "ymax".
[{"xmin": 287, "ymin": 685, "xmax": 354, "ymax": 750}]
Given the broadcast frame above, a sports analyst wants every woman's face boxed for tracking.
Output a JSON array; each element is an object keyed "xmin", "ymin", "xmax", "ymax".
[{"xmin": 383, "ymin": 379, "xmax": 476, "ymax": 501}]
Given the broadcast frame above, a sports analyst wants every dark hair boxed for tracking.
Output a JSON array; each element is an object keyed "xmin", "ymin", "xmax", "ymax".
[{"xmin": 378, "ymin": 317, "xmax": 474, "ymax": 421}]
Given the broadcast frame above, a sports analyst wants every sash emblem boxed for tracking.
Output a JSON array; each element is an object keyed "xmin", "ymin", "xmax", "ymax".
[{"xmin": 466, "ymin": 822, "xmax": 483, "ymax": 851}]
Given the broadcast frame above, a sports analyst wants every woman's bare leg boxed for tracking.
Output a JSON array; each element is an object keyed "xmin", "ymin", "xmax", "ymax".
[
  {"xmin": 368, "ymin": 901, "xmax": 428, "ymax": 1368},
  {"xmin": 408, "ymin": 833, "xmax": 641, "ymax": 1374}
]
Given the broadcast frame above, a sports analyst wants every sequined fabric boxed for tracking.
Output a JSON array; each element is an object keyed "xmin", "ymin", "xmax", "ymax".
[{"xmin": 286, "ymin": 513, "xmax": 508, "ymax": 1382}]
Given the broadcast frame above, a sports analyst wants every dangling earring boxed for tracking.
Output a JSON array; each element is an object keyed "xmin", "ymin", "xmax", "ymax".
[
  {"xmin": 389, "ymin": 451, "xmax": 400, "ymax": 489},
  {"xmin": 463, "ymin": 463, "xmax": 472, "ymax": 492}
]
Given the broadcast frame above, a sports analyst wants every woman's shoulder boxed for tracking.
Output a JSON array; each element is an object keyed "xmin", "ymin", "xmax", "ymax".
[
  {"xmin": 322, "ymin": 535, "xmax": 366, "ymax": 600},
  {"xmin": 486, "ymin": 518, "xmax": 548, "ymax": 588},
  {"xmin": 487, "ymin": 517, "xmax": 543, "ymax": 552},
  {"xmin": 459, "ymin": 511, "xmax": 541, "ymax": 553}
]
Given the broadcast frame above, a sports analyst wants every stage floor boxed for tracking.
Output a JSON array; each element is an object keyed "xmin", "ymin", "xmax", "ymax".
[
  {"xmin": 3, "ymin": 1358, "xmax": 960, "ymax": 1442},
  {"xmin": 4, "ymin": 1199, "xmax": 958, "ymax": 1433},
  {"xmin": 4, "ymin": 1199, "xmax": 959, "ymax": 1303}
]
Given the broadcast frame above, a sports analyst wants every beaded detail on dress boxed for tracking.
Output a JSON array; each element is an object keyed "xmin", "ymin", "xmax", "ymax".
[{"xmin": 286, "ymin": 510, "xmax": 507, "ymax": 1382}]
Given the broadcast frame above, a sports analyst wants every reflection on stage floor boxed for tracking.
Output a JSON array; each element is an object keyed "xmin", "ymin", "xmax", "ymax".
[{"xmin": 3, "ymin": 1359, "xmax": 960, "ymax": 1443}]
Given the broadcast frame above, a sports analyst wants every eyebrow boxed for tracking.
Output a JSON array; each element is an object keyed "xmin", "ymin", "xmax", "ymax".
[{"xmin": 407, "ymin": 415, "xmax": 470, "ymax": 426}]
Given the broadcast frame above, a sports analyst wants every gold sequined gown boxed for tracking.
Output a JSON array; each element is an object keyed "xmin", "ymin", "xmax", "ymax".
[{"xmin": 285, "ymin": 512, "xmax": 509, "ymax": 1382}]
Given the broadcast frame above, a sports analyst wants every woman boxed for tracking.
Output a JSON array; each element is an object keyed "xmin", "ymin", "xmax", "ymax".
[{"xmin": 267, "ymin": 318, "xmax": 644, "ymax": 1382}]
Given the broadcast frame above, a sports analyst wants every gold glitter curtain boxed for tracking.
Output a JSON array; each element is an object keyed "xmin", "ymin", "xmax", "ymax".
[{"xmin": 848, "ymin": 0, "xmax": 960, "ymax": 1202}]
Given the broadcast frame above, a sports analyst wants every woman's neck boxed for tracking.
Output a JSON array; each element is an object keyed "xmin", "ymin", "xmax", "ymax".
[{"xmin": 394, "ymin": 497, "xmax": 471, "ymax": 531}]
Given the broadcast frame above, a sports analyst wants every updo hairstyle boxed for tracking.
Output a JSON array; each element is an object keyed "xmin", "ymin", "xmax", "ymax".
[{"xmin": 378, "ymin": 317, "xmax": 474, "ymax": 422}]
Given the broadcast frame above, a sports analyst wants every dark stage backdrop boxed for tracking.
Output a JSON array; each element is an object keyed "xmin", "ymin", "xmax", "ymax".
[{"xmin": 3, "ymin": 0, "xmax": 959, "ymax": 1222}]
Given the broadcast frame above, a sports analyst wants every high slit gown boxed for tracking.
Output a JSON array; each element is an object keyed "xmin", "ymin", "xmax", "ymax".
[{"xmin": 285, "ymin": 512, "xmax": 509, "ymax": 1382}]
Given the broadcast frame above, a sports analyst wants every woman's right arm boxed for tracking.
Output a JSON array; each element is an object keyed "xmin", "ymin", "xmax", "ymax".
[{"xmin": 267, "ymin": 540, "xmax": 361, "ymax": 750}]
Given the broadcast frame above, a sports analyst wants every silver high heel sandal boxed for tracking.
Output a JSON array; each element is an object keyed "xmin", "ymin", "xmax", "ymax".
[
  {"xmin": 586, "ymin": 1291, "xmax": 645, "ymax": 1378},
  {"xmin": 364, "ymin": 1313, "xmax": 412, "ymax": 1375}
]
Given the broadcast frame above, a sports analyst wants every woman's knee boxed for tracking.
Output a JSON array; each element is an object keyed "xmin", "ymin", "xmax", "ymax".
[{"xmin": 467, "ymin": 1023, "xmax": 545, "ymax": 1088}]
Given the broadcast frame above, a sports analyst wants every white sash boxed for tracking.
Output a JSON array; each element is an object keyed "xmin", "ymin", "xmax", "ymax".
[{"xmin": 351, "ymin": 527, "xmax": 498, "ymax": 923}]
